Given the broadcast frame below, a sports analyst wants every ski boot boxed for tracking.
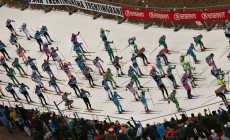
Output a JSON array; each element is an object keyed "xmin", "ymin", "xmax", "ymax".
[
  {"xmin": 118, "ymin": 74, "xmax": 122, "ymax": 77},
  {"xmin": 121, "ymin": 72, "xmax": 125, "ymax": 75}
]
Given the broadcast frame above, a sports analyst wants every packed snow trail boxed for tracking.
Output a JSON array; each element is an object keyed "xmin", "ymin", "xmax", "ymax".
[{"xmin": 0, "ymin": 6, "xmax": 230, "ymax": 125}]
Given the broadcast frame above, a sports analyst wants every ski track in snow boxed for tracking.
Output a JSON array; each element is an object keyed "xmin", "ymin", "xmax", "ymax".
[{"xmin": 0, "ymin": 6, "xmax": 230, "ymax": 124}]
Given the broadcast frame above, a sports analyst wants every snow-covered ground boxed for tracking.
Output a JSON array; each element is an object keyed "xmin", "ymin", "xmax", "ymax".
[{"xmin": 0, "ymin": 6, "xmax": 230, "ymax": 125}]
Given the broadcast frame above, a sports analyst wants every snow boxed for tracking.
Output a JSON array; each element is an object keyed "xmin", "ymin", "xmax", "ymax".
[{"xmin": 0, "ymin": 6, "xmax": 230, "ymax": 125}]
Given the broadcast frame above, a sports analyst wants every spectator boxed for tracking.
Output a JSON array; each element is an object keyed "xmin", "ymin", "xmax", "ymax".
[
  {"xmin": 223, "ymin": 124, "xmax": 230, "ymax": 139},
  {"xmin": 0, "ymin": 112, "xmax": 13, "ymax": 134},
  {"xmin": 156, "ymin": 123, "xmax": 166, "ymax": 139}
]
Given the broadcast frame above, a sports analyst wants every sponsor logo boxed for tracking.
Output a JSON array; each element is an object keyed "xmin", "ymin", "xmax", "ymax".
[
  {"xmin": 149, "ymin": 12, "xmax": 169, "ymax": 19},
  {"xmin": 125, "ymin": 10, "xmax": 144, "ymax": 17},
  {"xmin": 174, "ymin": 13, "xmax": 196, "ymax": 20},
  {"xmin": 201, "ymin": 12, "xmax": 225, "ymax": 20}
]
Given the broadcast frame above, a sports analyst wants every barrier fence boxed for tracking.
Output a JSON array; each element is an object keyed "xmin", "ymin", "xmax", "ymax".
[{"xmin": 1, "ymin": 0, "xmax": 230, "ymax": 30}]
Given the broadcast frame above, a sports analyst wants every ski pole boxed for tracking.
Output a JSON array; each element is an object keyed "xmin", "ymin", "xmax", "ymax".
[
  {"xmin": 121, "ymin": 78, "xmax": 131, "ymax": 85},
  {"xmin": 120, "ymin": 45, "xmax": 129, "ymax": 53},
  {"xmin": 112, "ymin": 42, "xmax": 119, "ymax": 56},
  {"xmin": 70, "ymin": 45, "xmax": 73, "ymax": 56},
  {"xmin": 79, "ymin": 33, "xmax": 89, "ymax": 48},
  {"xmin": 149, "ymin": 45, "xmax": 160, "ymax": 55},
  {"xmin": 201, "ymin": 96, "xmax": 216, "ymax": 105},
  {"xmin": 175, "ymin": 67, "xmax": 181, "ymax": 78},
  {"xmin": 38, "ymin": 52, "xmax": 44, "ymax": 59},
  {"xmin": 147, "ymin": 88, "xmax": 155, "ymax": 108}
]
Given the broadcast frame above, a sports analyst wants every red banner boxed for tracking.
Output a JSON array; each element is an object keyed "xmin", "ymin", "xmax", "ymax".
[{"xmin": 122, "ymin": 8, "xmax": 230, "ymax": 22}]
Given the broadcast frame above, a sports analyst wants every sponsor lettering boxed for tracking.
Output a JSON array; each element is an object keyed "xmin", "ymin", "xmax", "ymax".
[
  {"xmin": 201, "ymin": 12, "xmax": 225, "ymax": 20},
  {"xmin": 149, "ymin": 12, "xmax": 169, "ymax": 19},
  {"xmin": 174, "ymin": 13, "xmax": 196, "ymax": 20},
  {"xmin": 125, "ymin": 10, "xmax": 144, "ymax": 17}
]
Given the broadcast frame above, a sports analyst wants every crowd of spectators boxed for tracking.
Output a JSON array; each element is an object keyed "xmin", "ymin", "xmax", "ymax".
[{"xmin": 1, "ymin": 104, "xmax": 230, "ymax": 140}]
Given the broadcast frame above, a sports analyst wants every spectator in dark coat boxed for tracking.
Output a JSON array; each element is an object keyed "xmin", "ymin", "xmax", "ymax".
[
  {"xmin": 117, "ymin": 130, "xmax": 129, "ymax": 140},
  {"xmin": 223, "ymin": 124, "xmax": 230, "ymax": 139}
]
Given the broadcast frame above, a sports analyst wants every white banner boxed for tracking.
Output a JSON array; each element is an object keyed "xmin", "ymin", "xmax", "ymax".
[{"xmin": 28, "ymin": 0, "xmax": 123, "ymax": 17}]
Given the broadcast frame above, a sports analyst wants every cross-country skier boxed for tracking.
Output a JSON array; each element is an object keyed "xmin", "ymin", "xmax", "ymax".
[
  {"xmin": 0, "ymin": 80, "xmax": 6, "ymax": 98},
  {"xmin": 181, "ymin": 73, "xmax": 193, "ymax": 99},
  {"xmin": 216, "ymin": 69, "xmax": 229, "ymax": 85},
  {"xmin": 62, "ymin": 92, "xmax": 73, "ymax": 109},
  {"xmin": 128, "ymin": 66, "xmax": 143, "ymax": 90},
  {"xmin": 35, "ymin": 85, "xmax": 48, "ymax": 106},
  {"xmin": 42, "ymin": 43, "xmax": 52, "ymax": 62},
  {"xmin": 26, "ymin": 56, "xmax": 43, "ymax": 77},
  {"xmin": 158, "ymin": 49, "xmax": 169, "ymax": 65},
  {"xmin": 5, "ymin": 19, "xmax": 17, "ymax": 35},
  {"xmin": 7, "ymin": 67, "xmax": 20, "ymax": 85},
  {"xmin": 105, "ymin": 68, "xmax": 118, "ymax": 89},
  {"xmin": 31, "ymin": 71, "xmax": 47, "ymax": 92},
  {"xmin": 215, "ymin": 84, "xmax": 229, "ymax": 107},
  {"xmin": 167, "ymin": 90, "xmax": 181, "ymax": 112},
  {"xmin": 19, "ymin": 23, "xmax": 33, "ymax": 40},
  {"xmin": 100, "ymin": 28, "xmax": 110, "ymax": 42},
  {"xmin": 0, "ymin": 56, "xmax": 9, "ymax": 72},
  {"xmin": 139, "ymin": 90, "xmax": 150, "ymax": 114},
  {"xmin": 75, "ymin": 55, "xmax": 85, "ymax": 72},
  {"xmin": 16, "ymin": 46, "xmax": 27, "ymax": 63},
  {"xmin": 12, "ymin": 58, "xmax": 26, "ymax": 76},
  {"xmin": 112, "ymin": 91, "xmax": 124, "ymax": 114},
  {"xmin": 40, "ymin": 25, "xmax": 54, "ymax": 43},
  {"xmin": 0, "ymin": 40, "xmax": 11, "ymax": 60},
  {"xmin": 152, "ymin": 74, "xmax": 168, "ymax": 100},
  {"xmin": 71, "ymin": 32, "xmax": 86, "ymax": 53},
  {"xmin": 126, "ymin": 80, "xmax": 140, "ymax": 101},
  {"xmin": 156, "ymin": 55, "xmax": 165, "ymax": 77},
  {"xmin": 180, "ymin": 53, "xmax": 186, "ymax": 67},
  {"xmin": 19, "ymin": 83, "xmax": 33, "ymax": 104},
  {"xmin": 131, "ymin": 54, "xmax": 143, "ymax": 76},
  {"xmin": 102, "ymin": 76, "xmax": 113, "ymax": 100},
  {"xmin": 150, "ymin": 65, "xmax": 159, "ymax": 77},
  {"xmin": 83, "ymin": 65, "xmax": 95, "ymax": 87},
  {"xmin": 93, "ymin": 56, "xmax": 105, "ymax": 75},
  {"xmin": 136, "ymin": 47, "xmax": 150, "ymax": 66},
  {"xmin": 41, "ymin": 59, "xmax": 55, "ymax": 78},
  {"xmin": 34, "ymin": 31, "xmax": 44, "ymax": 52},
  {"xmin": 206, "ymin": 53, "xmax": 217, "ymax": 68},
  {"xmin": 113, "ymin": 56, "xmax": 124, "ymax": 77},
  {"xmin": 73, "ymin": 42, "xmax": 88, "ymax": 59},
  {"xmin": 159, "ymin": 35, "xmax": 169, "ymax": 53},
  {"xmin": 50, "ymin": 47, "xmax": 63, "ymax": 68},
  {"xmin": 182, "ymin": 60, "xmax": 195, "ymax": 80},
  {"xmin": 225, "ymin": 26, "xmax": 230, "ymax": 44},
  {"xmin": 63, "ymin": 62, "xmax": 72, "ymax": 79},
  {"xmin": 49, "ymin": 76, "xmax": 62, "ymax": 95},
  {"xmin": 166, "ymin": 65, "xmax": 178, "ymax": 89},
  {"xmin": 5, "ymin": 83, "xmax": 21, "ymax": 101},
  {"xmin": 68, "ymin": 75, "xmax": 80, "ymax": 97},
  {"xmin": 193, "ymin": 34, "xmax": 207, "ymax": 51},
  {"xmin": 187, "ymin": 43, "xmax": 199, "ymax": 64},
  {"xmin": 128, "ymin": 37, "xmax": 138, "ymax": 52},
  {"xmin": 71, "ymin": 32, "xmax": 79, "ymax": 44},
  {"xmin": 9, "ymin": 33, "xmax": 21, "ymax": 48},
  {"xmin": 80, "ymin": 88, "xmax": 93, "ymax": 111},
  {"xmin": 104, "ymin": 40, "xmax": 114, "ymax": 62}
]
